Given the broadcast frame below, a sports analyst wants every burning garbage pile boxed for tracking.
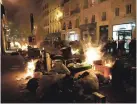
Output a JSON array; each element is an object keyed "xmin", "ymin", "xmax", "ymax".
[
  {"xmin": 20, "ymin": 41, "xmax": 116, "ymax": 103},
  {"xmin": 70, "ymin": 41, "xmax": 114, "ymax": 80},
  {"xmin": 22, "ymin": 53, "xmax": 101, "ymax": 102}
]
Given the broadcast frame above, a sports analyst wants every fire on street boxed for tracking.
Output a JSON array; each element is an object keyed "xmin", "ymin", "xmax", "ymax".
[{"xmin": 1, "ymin": 0, "xmax": 136, "ymax": 103}]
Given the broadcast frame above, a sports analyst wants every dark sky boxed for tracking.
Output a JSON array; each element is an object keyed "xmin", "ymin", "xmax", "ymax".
[{"xmin": 3, "ymin": 0, "xmax": 43, "ymax": 29}]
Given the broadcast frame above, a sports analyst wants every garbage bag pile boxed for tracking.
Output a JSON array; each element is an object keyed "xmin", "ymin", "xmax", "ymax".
[
  {"xmin": 26, "ymin": 57, "xmax": 109, "ymax": 103},
  {"xmin": 26, "ymin": 70, "xmax": 99, "ymax": 103}
]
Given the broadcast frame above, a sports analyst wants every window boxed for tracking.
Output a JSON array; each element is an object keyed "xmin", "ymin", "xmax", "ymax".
[
  {"xmin": 126, "ymin": 4, "xmax": 132, "ymax": 14},
  {"xmin": 68, "ymin": 21, "xmax": 72, "ymax": 29},
  {"xmin": 100, "ymin": 0, "xmax": 107, "ymax": 2},
  {"xmin": 90, "ymin": 0, "xmax": 95, "ymax": 6},
  {"xmin": 69, "ymin": 34, "xmax": 79, "ymax": 41},
  {"xmin": 85, "ymin": 17, "xmax": 88, "ymax": 24},
  {"xmin": 84, "ymin": 0, "xmax": 88, "ymax": 9},
  {"xmin": 102, "ymin": 12, "xmax": 106, "ymax": 21},
  {"xmin": 115, "ymin": 8, "xmax": 119, "ymax": 16},
  {"xmin": 48, "ymin": 28, "xmax": 49, "ymax": 33},
  {"xmin": 64, "ymin": 0, "xmax": 70, "ymax": 3},
  {"xmin": 91, "ymin": 15, "xmax": 95, "ymax": 23},
  {"xmin": 75, "ymin": 18, "xmax": 79, "ymax": 28}
]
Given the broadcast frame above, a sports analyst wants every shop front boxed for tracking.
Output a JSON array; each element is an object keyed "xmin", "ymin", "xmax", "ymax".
[
  {"xmin": 112, "ymin": 23, "xmax": 136, "ymax": 51},
  {"xmin": 67, "ymin": 31, "xmax": 79, "ymax": 41}
]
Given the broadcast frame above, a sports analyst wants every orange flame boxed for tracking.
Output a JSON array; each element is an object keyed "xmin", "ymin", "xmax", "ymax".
[
  {"xmin": 24, "ymin": 59, "xmax": 37, "ymax": 78},
  {"xmin": 104, "ymin": 60, "xmax": 114, "ymax": 68},
  {"xmin": 83, "ymin": 43, "xmax": 103, "ymax": 65},
  {"xmin": 21, "ymin": 43, "xmax": 28, "ymax": 51}
]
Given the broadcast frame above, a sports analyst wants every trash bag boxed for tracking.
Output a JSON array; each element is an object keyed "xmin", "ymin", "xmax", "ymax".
[
  {"xmin": 95, "ymin": 71, "xmax": 106, "ymax": 84},
  {"xmin": 50, "ymin": 61, "xmax": 70, "ymax": 74},
  {"xmin": 75, "ymin": 71, "xmax": 99, "ymax": 94},
  {"xmin": 26, "ymin": 78, "xmax": 39, "ymax": 93},
  {"xmin": 36, "ymin": 74, "xmax": 66, "ymax": 98}
]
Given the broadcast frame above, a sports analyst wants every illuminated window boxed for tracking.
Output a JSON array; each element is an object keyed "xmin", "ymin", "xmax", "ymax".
[
  {"xmin": 113, "ymin": 24, "xmax": 132, "ymax": 31},
  {"xmin": 69, "ymin": 34, "xmax": 78, "ymax": 41},
  {"xmin": 90, "ymin": 0, "xmax": 95, "ymax": 6}
]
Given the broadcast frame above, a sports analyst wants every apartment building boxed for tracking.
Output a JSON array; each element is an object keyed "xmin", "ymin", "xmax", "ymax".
[
  {"xmin": 40, "ymin": 0, "xmax": 50, "ymax": 35},
  {"xmin": 110, "ymin": 0, "xmax": 136, "ymax": 46},
  {"xmin": 40, "ymin": 0, "xmax": 136, "ymax": 48},
  {"xmin": 1, "ymin": 3, "xmax": 9, "ymax": 54},
  {"xmin": 41, "ymin": 0, "xmax": 63, "ymax": 40},
  {"xmin": 60, "ymin": 0, "xmax": 136, "ymax": 46},
  {"xmin": 61, "ymin": 0, "xmax": 81, "ymax": 41}
]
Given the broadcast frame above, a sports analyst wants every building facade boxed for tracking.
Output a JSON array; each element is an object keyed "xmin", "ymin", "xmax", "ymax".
[
  {"xmin": 61, "ymin": 0, "xmax": 81, "ymax": 41},
  {"xmin": 40, "ymin": 0, "xmax": 50, "ymax": 35},
  {"xmin": 1, "ymin": 3, "xmax": 9, "ymax": 54},
  {"xmin": 60, "ymin": 0, "xmax": 136, "ymax": 45},
  {"xmin": 110, "ymin": 0, "xmax": 136, "ymax": 50},
  {"xmin": 41, "ymin": 0, "xmax": 136, "ymax": 46},
  {"xmin": 41, "ymin": 0, "xmax": 63, "ymax": 41}
]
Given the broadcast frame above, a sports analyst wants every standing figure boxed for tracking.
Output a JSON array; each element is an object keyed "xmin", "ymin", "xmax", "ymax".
[
  {"xmin": 132, "ymin": 38, "xmax": 136, "ymax": 59},
  {"xmin": 112, "ymin": 40, "xmax": 117, "ymax": 56},
  {"xmin": 107, "ymin": 39, "xmax": 111, "ymax": 53},
  {"xmin": 129, "ymin": 39, "xmax": 132, "ymax": 56}
]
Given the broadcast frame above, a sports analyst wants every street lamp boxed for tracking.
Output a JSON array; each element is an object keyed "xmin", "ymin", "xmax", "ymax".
[
  {"xmin": 0, "ymin": 0, "xmax": 2, "ymax": 4},
  {"xmin": 56, "ymin": 10, "xmax": 63, "ymax": 21}
]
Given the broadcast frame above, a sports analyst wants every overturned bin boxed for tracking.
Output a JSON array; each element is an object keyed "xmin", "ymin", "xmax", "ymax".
[{"xmin": 60, "ymin": 47, "xmax": 72, "ymax": 59}]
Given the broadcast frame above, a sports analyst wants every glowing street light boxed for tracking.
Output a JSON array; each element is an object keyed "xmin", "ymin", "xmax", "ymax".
[
  {"xmin": 0, "ymin": 0, "xmax": 2, "ymax": 4},
  {"xmin": 56, "ymin": 10, "xmax": 63, "ymax": 21}
]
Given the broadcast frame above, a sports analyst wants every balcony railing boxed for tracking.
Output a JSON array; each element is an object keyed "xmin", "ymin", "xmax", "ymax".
[{"xmin": 70, "ymin": 8, "xmax": 80, "ymax": 15}]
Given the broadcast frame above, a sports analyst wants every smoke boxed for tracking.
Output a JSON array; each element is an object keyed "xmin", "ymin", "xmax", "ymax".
[{"xmin": 3, "ymin": 0, "xmax": 42, "ymax": 30}]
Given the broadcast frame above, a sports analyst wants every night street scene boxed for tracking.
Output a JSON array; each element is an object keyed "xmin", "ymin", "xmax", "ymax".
[{"xmin": 1, "ymin": 0, "xmax": 136, "ymax": 103}]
